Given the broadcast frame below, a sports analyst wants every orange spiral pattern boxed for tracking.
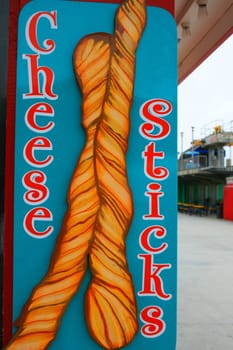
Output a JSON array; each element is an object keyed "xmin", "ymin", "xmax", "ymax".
[{"xmin": 85, "ymin": 1, "xmax": 146, "ymax": 348}]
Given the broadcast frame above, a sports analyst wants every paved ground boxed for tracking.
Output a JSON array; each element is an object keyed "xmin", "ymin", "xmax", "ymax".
[{"xmin": 177, "ymin": 213, "xmax": 233, "ymax": 350}]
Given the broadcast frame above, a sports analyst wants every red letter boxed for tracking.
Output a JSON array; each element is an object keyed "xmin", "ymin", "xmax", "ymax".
[
  {"xmin": 24, "ymin": 207, "xmax": 53, "ymax": 238},
  {"xmin": 25, "ymin": 102, "xmax": 55, "ymax": 133},
  {"xmin": 23, "ymin": 170, "xmax": 49, "ymax": 205},
  {"xmin": 143, "ymin": 183, "xmax": 164, "ymax": 220},
  {"xmin": 26, "ymin": 11, "xmax": 57, "ymax": 54},
  {"xmin": 23, "ymin": 54, "xmax": 57, "ymax": 99},
  {"xmin": 139, "ymin": 225, "xmax": 168, "ymax": 254},
  {"xmin": 143, "ymin": 142, "xmax": 169, "ymax": 180},
  {"xmin": 140, "ymin": 99, "xmax": 172, "ymax": 140},
  {"xmin": 138, "ymin": 254, "xmax": 172, "ymax": 299},
  {"xmin": 140, "ymin": 306, "xmax": 166, "ymax": 338},
  {"xmin": 23, "ymin": 136, "xmax": 53, "ymax": 167}
]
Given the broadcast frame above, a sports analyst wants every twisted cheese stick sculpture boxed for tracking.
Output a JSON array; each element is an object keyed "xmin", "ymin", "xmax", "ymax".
[
  {"xmin": 84, "ymin": 1, "xmax": 146, "ymax": 348},
  {"xmin": 5, "ymin": 0, "xmax": 146, "ymax": 349},
  {"xmin": 5, "ymin": 36, "xmax": 111, "ymax": 350}
]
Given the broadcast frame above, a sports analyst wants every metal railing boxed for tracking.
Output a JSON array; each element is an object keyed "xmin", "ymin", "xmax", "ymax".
[{"xmin": 178, "ymin": 155, "xmax": 208, "ymax": 171}]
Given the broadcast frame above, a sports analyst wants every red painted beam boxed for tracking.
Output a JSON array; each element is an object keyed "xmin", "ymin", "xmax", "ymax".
[
  {"xmin": 19, "ymin": 0, "xmax": 175, "ymax": 15},
  {"xmin": 3, "ymin": 0, "xmax": 20, "ymax": 345}
]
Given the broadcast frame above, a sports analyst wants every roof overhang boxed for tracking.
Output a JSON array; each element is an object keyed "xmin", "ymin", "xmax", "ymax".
[{"xmin": 176, "ymin": 0, "xmax": 233, "ymax": 83}]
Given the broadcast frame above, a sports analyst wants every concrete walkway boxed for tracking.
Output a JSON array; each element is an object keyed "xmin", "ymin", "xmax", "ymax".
[{"xmin": 177, "ymin": 213, "xmax": 233, "ymax": 350}]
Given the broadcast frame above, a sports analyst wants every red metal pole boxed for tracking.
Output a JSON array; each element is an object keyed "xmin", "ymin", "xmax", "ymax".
[{"xmin": 3, "ymin": 0, "xmax": 21, "ymax": 344}]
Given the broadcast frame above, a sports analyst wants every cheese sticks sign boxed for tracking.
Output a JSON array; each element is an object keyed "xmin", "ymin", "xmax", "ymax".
[{"xmin": 5, "ymin": 0, "xmax": 177, "ymax": 349}]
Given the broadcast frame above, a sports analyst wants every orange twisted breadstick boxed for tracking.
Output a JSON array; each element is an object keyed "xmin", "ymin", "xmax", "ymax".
[
  {"xmin": 84, "ymin": 0, "xmax": 146, "ymax": 348},
  {"xmin": 5, "ymin": 36, "xmax": 111, "ymax": 350},
  {"xmin": 5, "ymin": 0, "xmax": 146, "ymax": 349}
]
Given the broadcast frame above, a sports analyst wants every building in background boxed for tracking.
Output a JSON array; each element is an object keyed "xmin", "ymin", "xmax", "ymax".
[{"xmin": 178, "ymin": 121, "xmax": 233, "ymax": 217}]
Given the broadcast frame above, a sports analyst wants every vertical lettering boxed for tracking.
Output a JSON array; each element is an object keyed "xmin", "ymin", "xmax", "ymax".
[
  {"xmin": 139, "ymin": 99, "xmax": 172, "ymax": 140},
  {"xmin": 26, "ymin": 11, "xmax": 57, "ymax": 54},
  {"xmin": 21, "ymin": 9, "xmax": 58, "ymax": 240},
  {"xmin": 25, "ymin": 102, "xmax": 55, "ymax": 133},
  {"xmin": 138, "ymin": 98, "xmax": 174, "ymax": 340},
  {"xmin": 23, "ymin": 54, "xmax": 57, "ymax": 99},
  {"xmin": 23, "ymin": 170, "xmax": 49, "ymax": 205},
  {"xmin": 143, "ymin": 183, "xmax": 164, "ymax": 219},
  {"xmin": 138, "ymin": 254, "xmax": 172, "ymax": 299},
  {"xmin": 23, "ymin": 136, "xmax": 53, "ymax": 167},
  {"xmin": 139, "ymin": 225, "xmax": 168, "ymax": 254},
  {"xmin": 23, "ymin": 207, "xmax": 53, "ymax": 238},
  {"xmin": 140, "ymin": 306, "xmax": 166, "ymax": 338},
  {"xmin": 143, "ymin": 142, "xmax": 169, "ymax": 180}
]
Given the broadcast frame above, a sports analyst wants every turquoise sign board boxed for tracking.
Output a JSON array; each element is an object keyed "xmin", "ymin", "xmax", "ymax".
[{"xmin": 7, "ymin": 0, "xmax": 177, "ymax": 349}]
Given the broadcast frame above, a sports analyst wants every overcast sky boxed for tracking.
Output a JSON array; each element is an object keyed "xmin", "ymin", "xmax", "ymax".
[{"xmin": 178, "ymin": 34, "xmax": 233, "ymax": 156}]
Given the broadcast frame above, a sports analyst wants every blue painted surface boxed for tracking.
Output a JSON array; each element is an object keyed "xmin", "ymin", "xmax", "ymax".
[{"xmin": 13, "ymin": 1, "xmax": 177, "ymax": 349}]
